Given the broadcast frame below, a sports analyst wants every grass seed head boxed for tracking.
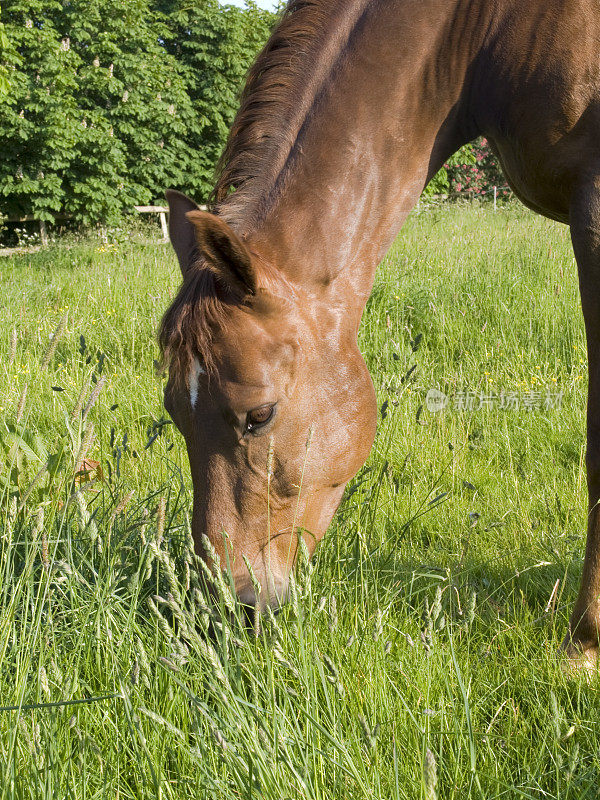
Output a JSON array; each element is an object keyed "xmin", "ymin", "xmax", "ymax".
[
  {"xmin": 431, "ymin": 586, "xmax": 442, "ymax": 623},
  {"xmin": 213, "ymin": 728, "xmax": 227, "ymax": 750},
  {"xmin": 9, "ymin": 328, "xmax": 17, "ymax": 364},
  {"xmin": 39, "ymin": 665, "xmax": 50, "ymax": 699},
  {"xmin": 322, "ymin": 654, "xmax": 344, "ymax": 697},
  {"xmin": 75, "ymin": 491, "xmax": 98, "ymax": 540},
  {"xmin": 165, "ymin": 590, "xmax": 193, "ymax": 636},
  {"xmin": 135, "ymin": 637, "xmax": 152, "ymax": 689},
  {"xmin": 214, "ymin": 567, "xmax": 236, "ymax": 613},
  {"xmin": 242, "ymin": 554, "xmax": 262, "ymax": 599},
  {"xmin": 566, "ymin": 743, "xmax": 580, "ymax": 782},
  {"xmin": 421, "ymin": 627, "xmax": 433, "ymax": 655},
  {"xmin": 373, "ymin": 608, "xmax": 383, "ymax": 641},
  {"xmin": 466, "ymin": 590, "xmax": 477, "ymax": 626},
  {"xmin": 358, "ymin": 714, "xmax": 377, "ymax": 750},
  {"xmin": 110, "ymin": 490, "xmax": 134, "ymax": 524},
  {"xmin": 81, "ymin": 375, "xmax": 106, "ymax": 422},
  {"xmin": 7, "ymin": 495, "xmax": 17, "ymax": 529},
  {"xmin": 34, "ymin": 506, "xmax": 44, "ymax": 538},
  {"xmin": 158, "ymin": 550, "xmax": 185, "ymax": 610},
  {"xmin": 288, "ymin": 572, "xmax": 299, "ymax": 618},
  {"xmin": 70, "ymin": 377, "xmax": 90, "ymax": 421},
  {"xmin": 41, "ymin": 525, "xmax": 49, "ymax": 571},
  {"xmin": 41, "ymin": 313, "xmax": 67, "ymax": 369},
  {"xmin": 75, "ymin": 423, "xmax": 95, "ymax": 469},
  {"xmin": 266, "ymin": 604, "xmax": 282, "ymax": 643},
  {"xmin": 305, "ymin": 425, "xmax": 314, "ymax": 450},
  {"xmin": 266, "ymin": 434, "xmax": 274, "ymax": 478},
  {"xmin": 200, "ymin": 533, "xmax": 220, "ymax": 569},
  {"xmin": 273, "ymin": 642, "xmax": 301, "ymax": 679},
  {"xmin": 155, "ymin": 496, "xmax": 166, "ymax": 547},
  {"xmin": 424, "ymin": 748, "xmax": 438, "ymax": 800},
  {"xmin": 18, "ymin": 717, "xmax": 34, "ymax": 755},
  {"xmin": 16, "ymin": 382, "xmax": 27, "ymax": 423},
  {"xmin": 197, "ymin": 637, "xmax": 229, "ymax": 687},
  {"xmin": 322, "ymin": 653, "xmax": 339, "ymax": 679},
  {"xmin": 171, "ymin": 636, "xmax": 190, "ymax": 663},
  {"xmin": 147, "ymin": 596, "xmax": 174, "ymax": 641},
  {"xmin": 328, "ymin": 595, "xmax": 337, "ymax": 631}
]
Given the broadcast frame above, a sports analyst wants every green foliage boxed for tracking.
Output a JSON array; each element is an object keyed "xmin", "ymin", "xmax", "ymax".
[
  {"xmin": 422, "ymin": 143, "xmax": 476, "ymax": 198},
  {"xmin": 444, "ymin": 136, "xmax": 511, "ymax": 200},
  {"xmin": 156, "ymin": 0, "xmax": 276, "ymax": 200},
  {"xmin": 0, "ymin": 0, "xmax": 276, "ymax": 225},
  {"xmin": 0, "ymin": 0, "xmax": 81, "ymax": 220},
  {"xmin": 0, "ymin": 3, "xmax": 11, "ymax": 98},
  {"xmin": 57, "ymin": 0, "xmax": 198, "ymax": 224},
  {"xmin": 424, "ymin": 138, "xmax": 510, "ymax": 201}
]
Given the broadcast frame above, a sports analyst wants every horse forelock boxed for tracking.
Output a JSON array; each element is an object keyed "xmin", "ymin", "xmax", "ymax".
[
  {"xmin": 159, "ymin": 267, "xmax": 224, "ymax": 386},
  {"xmin": 159, "ymin": 259, "xmax": 296, "ymax": 389}
]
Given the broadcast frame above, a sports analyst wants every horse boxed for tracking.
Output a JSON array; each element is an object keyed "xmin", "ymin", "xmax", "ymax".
[{"xmin": 160, "ymin": 0, "xmax": 600, "ymax": 668}]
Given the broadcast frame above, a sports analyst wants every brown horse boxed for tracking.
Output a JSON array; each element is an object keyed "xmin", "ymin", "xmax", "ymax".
[{"xmin": 161, "ymin": 0, "xmax": 600, "ymax": 667}]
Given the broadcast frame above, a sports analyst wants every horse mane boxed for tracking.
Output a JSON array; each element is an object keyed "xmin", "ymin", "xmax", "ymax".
[
  {"xmin": 161, "ymin": 0, "xmax": 366, "ymax": 380},
  {"xmin": 213, "ymin": 0, "xmax": 366, "ymax": 233}
]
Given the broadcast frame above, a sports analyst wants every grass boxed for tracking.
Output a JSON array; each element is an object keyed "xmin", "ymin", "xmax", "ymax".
[{"xmin": 0, "ymin": 202, "xmax": 598, "ymax": 798}]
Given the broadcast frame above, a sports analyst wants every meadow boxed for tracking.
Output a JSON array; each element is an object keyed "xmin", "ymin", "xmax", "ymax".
[{"xmin": 0, "ymin": 203, "xmax": 597, "ymax": 799}]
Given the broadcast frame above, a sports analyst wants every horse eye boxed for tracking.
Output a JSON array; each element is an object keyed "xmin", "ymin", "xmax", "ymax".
[{"xmin": 246, "ymin": 404, "xmax": 275, "ymax": 431}]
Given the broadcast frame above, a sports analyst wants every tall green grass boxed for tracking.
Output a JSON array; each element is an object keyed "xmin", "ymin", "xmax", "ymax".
[{"xmin": 0, "ymin": 204, "xmax": 598, "ymax": 798}]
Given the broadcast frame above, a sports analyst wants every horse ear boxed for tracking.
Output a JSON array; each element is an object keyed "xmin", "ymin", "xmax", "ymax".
[
  {"xmin": 185, "ymin": 209, "xmax": 256, "ymax": 296},
  {"xmin": 165, "ymin": 189, "xmax": 201, "ymax": 275}
]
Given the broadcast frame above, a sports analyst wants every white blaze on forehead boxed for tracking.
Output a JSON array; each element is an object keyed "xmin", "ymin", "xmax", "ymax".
[{"xmin": 189, "ymin": 358, "xmax": 206, "ymax": 408}]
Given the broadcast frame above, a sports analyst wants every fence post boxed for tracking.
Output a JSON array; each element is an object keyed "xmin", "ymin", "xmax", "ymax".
[
  {"xmin": 493, "ymin": 186, "xmax": 497, "ymax": 212},
  {"xmin": 39, "ymin": 219, "xmax": 48, "ymax": 246},
  {"xmin": 159, "ymin": 211, "xmax": 168, "ymax": 241}
]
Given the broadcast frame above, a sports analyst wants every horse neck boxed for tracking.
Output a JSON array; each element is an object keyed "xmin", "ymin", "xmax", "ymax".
[{"xmin": 243, "ymin": 0, "xmax": 493, "ymax": 322}]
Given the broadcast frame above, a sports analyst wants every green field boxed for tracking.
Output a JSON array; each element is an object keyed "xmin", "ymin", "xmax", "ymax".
[{"xmin": 1, "ymin": 204, "xmax": 597, "ymax": 798}]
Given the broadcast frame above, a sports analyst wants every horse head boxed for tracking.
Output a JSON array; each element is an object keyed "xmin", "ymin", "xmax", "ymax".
[{"xmin": 161, "ymin": 190, "xmax": 377, "ymax": 608}]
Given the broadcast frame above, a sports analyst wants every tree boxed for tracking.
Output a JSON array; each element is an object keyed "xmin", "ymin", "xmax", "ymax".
[
  {"xmin": 58, "ymin": 0, "xmax": 196, "ymax": 221},
  {"xmin": 445, "ymin": 138, "xmax": 511, "ymax": 200},
  {"xmin": 423, "ymin": 138, "xmax": 511, "ymax": 202},
  {"xmin": 0, "ymin": 0, "xmax": 277, "ymax": 224},
  {"xmin": 155, "ymin": 0, "xmax": 276, "ymax": 201},
  {"xmin": 0, "ymin": 3, "xmax": 10, "ymax": 98},
  {"xmin": 0, "ymin": 0, "xmax": 81, "ymax": 220}
]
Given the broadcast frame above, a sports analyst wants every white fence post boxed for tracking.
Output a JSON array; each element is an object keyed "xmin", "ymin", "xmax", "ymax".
[
  {"xmin": 159, "ymin": 211, "xmax": 168, "ymax": 241},
  {"xmin": 134, "ymin": 204, "xmax": 206, "ymax": 241}
]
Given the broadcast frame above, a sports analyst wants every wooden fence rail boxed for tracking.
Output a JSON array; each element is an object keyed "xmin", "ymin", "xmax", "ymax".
[
  {"xmin": 134, "ymin": 204, "xmax": 207, "ymax": 241},
  {"xmin": 6, "ymin": 213, "xmax": 72, "ymax": 246}
]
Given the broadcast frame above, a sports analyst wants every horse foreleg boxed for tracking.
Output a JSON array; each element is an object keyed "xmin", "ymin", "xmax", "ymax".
[{"xmin": 564, "ymin": 172, "xmax": 600, "ymax": 669}]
